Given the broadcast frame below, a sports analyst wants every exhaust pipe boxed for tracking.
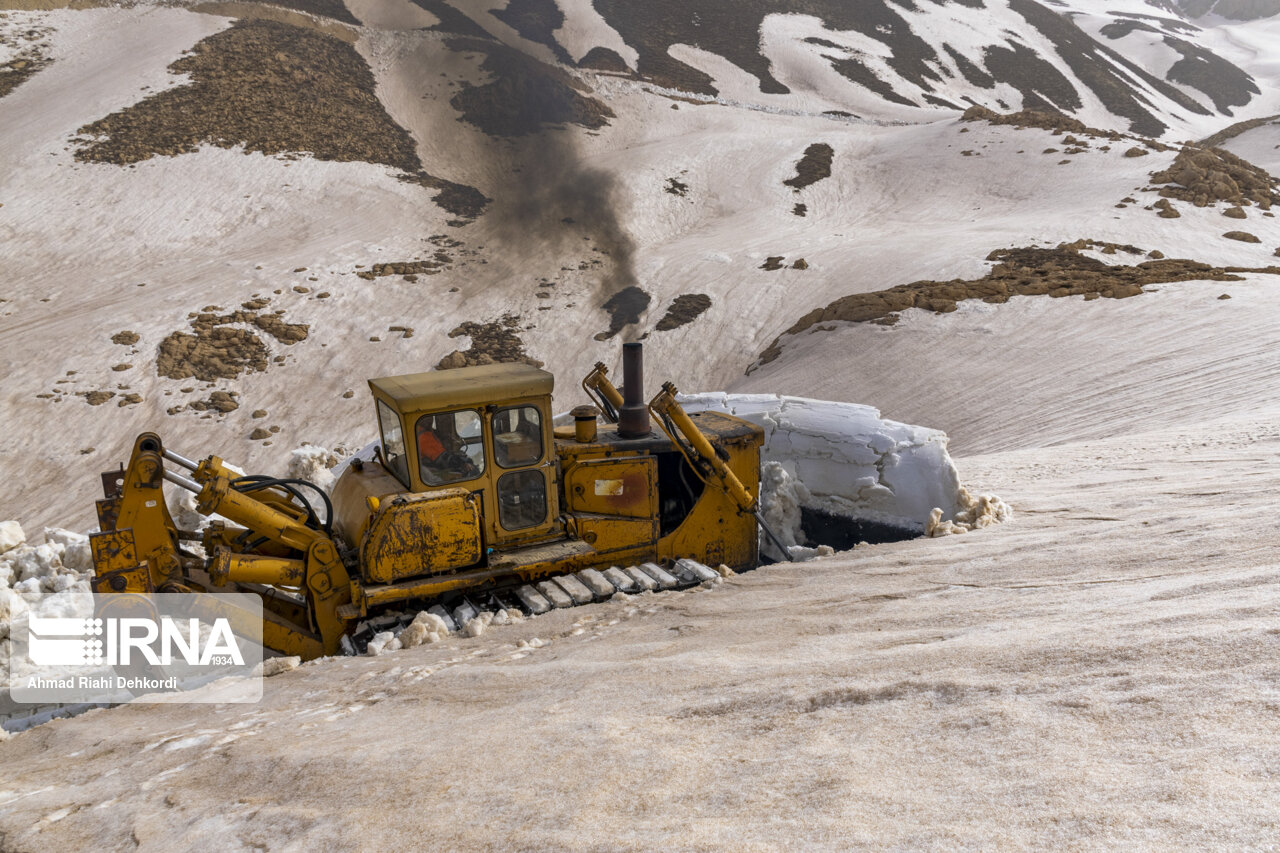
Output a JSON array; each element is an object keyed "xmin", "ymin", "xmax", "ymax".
[{"xmin": 617, "ymin": 342, "xmax": 651, "ymax": 439}]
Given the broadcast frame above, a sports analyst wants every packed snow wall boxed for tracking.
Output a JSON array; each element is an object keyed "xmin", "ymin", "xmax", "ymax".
[{"xmin": 677, "ymin": 394, "xmax": 1009, "ymax": 557}]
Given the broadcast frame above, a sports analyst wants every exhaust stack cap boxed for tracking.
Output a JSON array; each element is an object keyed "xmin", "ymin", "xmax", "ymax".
[
  {"xmin": 617, "ymin": 342, "xmax": 651, "ymax": 439},
  {"xmin": 571, "ymin": 405, "xmax": 599, "ymax": 443}
]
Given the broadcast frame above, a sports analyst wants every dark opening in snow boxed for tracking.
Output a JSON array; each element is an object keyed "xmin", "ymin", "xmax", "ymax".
[{"xmin": 800, "ymin": 506, "xmax": 922, "ymax": 551}]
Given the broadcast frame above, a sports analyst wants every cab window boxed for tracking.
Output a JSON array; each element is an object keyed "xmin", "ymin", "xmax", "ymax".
[
  {"xmin": 497, "ymin": 470, "xmax": 547, "ymax": 530},
  {"xmin": 416, "ymin": 409, "xmax": 485, "ymax": 486},
  {"xmin": 377, "ymin": 400, "xmax": 409, "ymax": 486},
  {"xmin": 492, "ymin": 405, "xmax": 543, "ymax": 469}
]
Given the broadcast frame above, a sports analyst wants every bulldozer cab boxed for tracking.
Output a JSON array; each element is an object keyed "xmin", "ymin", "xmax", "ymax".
[{"xmin": 367, "ymin": 364, "xmax": 559, "ymax": 549}]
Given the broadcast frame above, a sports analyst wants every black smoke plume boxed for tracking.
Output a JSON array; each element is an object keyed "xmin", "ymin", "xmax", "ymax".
[{"xmin": 446, "ymin": 37, "xmax": 648, "ymax": 339}]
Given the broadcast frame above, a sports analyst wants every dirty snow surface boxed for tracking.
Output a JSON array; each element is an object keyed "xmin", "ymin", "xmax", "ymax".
[
  {"xmin": 2, "ymin": 0, "xmax": 1280, "ymax": 847},
  {"xmin": 2, "ymin": 414, "xmax": 1279, "ymax": 848}
]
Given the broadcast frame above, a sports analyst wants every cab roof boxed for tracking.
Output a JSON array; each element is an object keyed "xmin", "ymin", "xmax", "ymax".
[{"xmin": 369, "ymin": 363, "xmax": 554, "ymax": 413}]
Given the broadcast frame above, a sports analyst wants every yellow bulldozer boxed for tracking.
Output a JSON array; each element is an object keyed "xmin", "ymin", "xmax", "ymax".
[{"xmin": 88, "ymin": 344, "xmax": 789, "ymax": 659}]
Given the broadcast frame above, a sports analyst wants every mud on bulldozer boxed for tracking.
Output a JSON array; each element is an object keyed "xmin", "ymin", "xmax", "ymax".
[{"xmin": 88, "ymin": 344, "xmax": 789, "ymax": 659}]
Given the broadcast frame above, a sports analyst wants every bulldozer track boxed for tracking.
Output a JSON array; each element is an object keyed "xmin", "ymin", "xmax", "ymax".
[{"xmin": 352, "ymin": 558, "xmax": 725, "ymax": 648}]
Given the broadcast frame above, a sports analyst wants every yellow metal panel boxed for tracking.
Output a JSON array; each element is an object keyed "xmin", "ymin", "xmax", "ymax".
[
  {"xmin": 360, "ymin": 565, "xmax": 510, "ymax": 608},
  {"xmin": 564, "ymin": 456, "xmax": 656, "ymax": 519},
  {"xmin": 90, "ymin": 528, "xmax": 138, "ymax": 574},
  {"xmin": 369, "ymin": 363, "xmax": 553, "ymax": 413},
  {"xmin": 572, "ymin": 515, "xmax": 658, "ymax": 554},
  {"xmin": 360, "ymin": 489, "xmax": 481, "ymax": 583},
  {"xmin": 262, "ymin": 615, "xmax": 324, "ymax": 660},
  {"xmin": 91, "ymin": 564, "xmax": 151, "ymax": 594},
  {"xmin": 658, "ymin": 439, "xmax": 761, "ymax": 571}
]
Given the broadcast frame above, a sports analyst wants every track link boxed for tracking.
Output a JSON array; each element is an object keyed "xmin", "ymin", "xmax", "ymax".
[{"xmin": 355, "ymin": 559, "xmax": 727, "ymax": 651}]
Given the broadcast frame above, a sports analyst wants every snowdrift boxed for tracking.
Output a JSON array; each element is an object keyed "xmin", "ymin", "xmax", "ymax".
[{"xmin": 679, "ymin": 394, "xmax": 1009, "ymax": 555}]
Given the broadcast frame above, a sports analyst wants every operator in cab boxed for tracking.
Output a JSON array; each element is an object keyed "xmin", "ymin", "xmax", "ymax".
[{"xmin": 416, "ymin": 414, "xmax": 480, "ymax": 485}]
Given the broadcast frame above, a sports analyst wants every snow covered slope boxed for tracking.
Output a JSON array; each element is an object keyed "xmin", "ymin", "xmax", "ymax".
[
  {"xmin": 466, "ymin": 0, "xmax": 1280, "ymax": 137},
  {"xmin": 1, "ymin": 0, "xmax": 1279, "ymax": 843},
  {"xmin": 1, "ymin": 0, "xmax": 1279, "ymax": 532},
  {"xmin": 1, "ymin": 411, "xmax": 1277, "ymax": 848}
]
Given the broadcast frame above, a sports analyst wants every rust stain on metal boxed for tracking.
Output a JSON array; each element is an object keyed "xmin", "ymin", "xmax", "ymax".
[{"xmin": 361, "ymin": 490, "xmax": 481, "ymax": 584}]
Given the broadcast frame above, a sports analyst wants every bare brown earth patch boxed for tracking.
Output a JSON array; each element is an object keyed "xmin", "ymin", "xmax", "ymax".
[
  {"xmin": 594, "ymin": 286, "xmax": 650, "ymax": 340},
  {"xmin": 1223, "ymin": 230, "xmax": 1261, "ymax": 243},
  {"xmin": 654, "ymin": 294, "xmax": 712, "ymax": 332},
  {"xmin": 399, "ymin": 175, "xmax": 490, "ymax": 223},
  {"xmin": 157, "ymin": 306, "xmax": 308, "ymax": 382},
  {"xmin": 189, "ymin": 2, "xmax": 357, "ymax": 39},
  {"xmin": 446, "ymin": 37, "xmax": 613, "ymax": 137},
  {"xmin": 355, "ymin": 251, "xmax": 454, "ymax": 280},
  {"xmin": 1200, "ymin": 114, "xmax": 1280, "ymax": 148},
  {"xmin": 110, "ymin": 330, "xmax": 139, "ymax": 346},
  {"xmin": 188, "ymin": 390, "xmax": 240, "ymax": 413},
  {"xmin": 74, "ymin": 20, "xmax": 414, "ymax": 167},
  {"xmin": 0, "ymin": 16, "xmax": 52, "ymax": 98},
  {"xmin": 577, "ymin": 47, "xmax": 628, "ymax": 73},
  {"xmin": 753, "ymin": 242, "xmax": 1280, "ymax": 368},
  {"xmin": 72, "ymin": 19, "xmax": 485, "ymax": 220},
  {"xmin": 438, "ymin": 314, "xmax": 543, "ymax": 369},
  {"xmin": 784, "ymin": 143, "xmax": 834, "ymax": 191},
  {"xmin": 0, "ymin": 53, "xmax": 46, "ymax": 97},
  {"xmin": 960, "ymin": 105, "xmax": 1124, "ymax": 141},
  {"xmin": 1149, "ymin": 146, "xmax": 1279, "ymax": 209}
]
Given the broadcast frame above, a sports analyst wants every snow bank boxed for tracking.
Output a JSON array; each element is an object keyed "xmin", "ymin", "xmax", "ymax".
[
  {"xmin": 679, "ymin": 394, "xmax": 1009, "ymax": 548},
  {"xmin": 0, "ymin": 524, "xmax": 95, "ymax": 676},
  {"xmin": 0, "ymin": 526, "xmax": 93, "ymax": 599}
]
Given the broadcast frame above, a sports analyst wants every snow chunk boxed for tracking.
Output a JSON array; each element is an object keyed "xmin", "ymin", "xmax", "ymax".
[
  {"xmin": 258, "ymin": 656, "xmax": 301, "ymax": 677},
  {"xmin": 926, "ymin": 489, "xmax": 1012, "ymax": 537},
  {"xmin": 759, "ymin": 461, "xmax": 809, "ymax": 559},
  {"xmin": 43, "ymin": 528, "xmax": 91, "ymax": 573},
  {"xmin": 286, "ymin": 445, "xmax": 343, "ymax": 494},
  {"xmin": 168, "ymin": 489, "xmax": 205, "ymax": 533},
  {"xmin": 464, "ymin": 612, "xmax": 494, "ymax": 638},
  {"xmin": 398, "ymin": 611, "xmax": 451, "ymax": 648},
  {"xmin": 786, "ymin": 544, "xmax": 835, "ymax": 561},
  {"xmin": 0, "ymin": 520, "xmax": 24, "ymax": 555},
  {"xmin": 366, "ymin": 631, "xmax": 396, "ymax": 656},
  {"xmin": 0, "ymin": 527, "xmax": 92, "ymax": 609}
]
